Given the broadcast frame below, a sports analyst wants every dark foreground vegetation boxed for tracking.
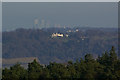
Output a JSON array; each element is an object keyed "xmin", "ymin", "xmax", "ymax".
[{"xmin": 2, "ymin": 46, "xmax": 120, "ymax": 80}]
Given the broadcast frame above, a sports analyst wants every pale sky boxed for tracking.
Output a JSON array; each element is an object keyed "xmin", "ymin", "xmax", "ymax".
[
  {"xmin": 1, "ymin": 0, "xmax": 120, "ymax": 2},
  {"xmin": 2, "ymin": 2, "xmax": 118, "ymax": 31}
]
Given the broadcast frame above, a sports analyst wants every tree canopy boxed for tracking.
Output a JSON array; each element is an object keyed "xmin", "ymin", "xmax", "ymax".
[{"xmin": 2, "ymin": 46, "xmax": 120, "ymax": 80}]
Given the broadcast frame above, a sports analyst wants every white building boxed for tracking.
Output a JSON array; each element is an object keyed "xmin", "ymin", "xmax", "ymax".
[
  {"xmin": 52, "ymin": 33, "xmax": 64, "ymax": 37},
  {"xmin": 76, "ymin": 29, "xmax": 79, "ymax": 32},
  {"xmin": 65, "ymin": 34, "xmax": 69, "ymax": 37}
]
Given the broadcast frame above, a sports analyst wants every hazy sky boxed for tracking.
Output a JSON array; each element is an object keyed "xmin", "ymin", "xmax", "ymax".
[
  {"xmin": 3, "ymin": 2, "xmax": 118, "ymax": 31},
  {"xmin": 2, "ymin": 0, "xmax": 120, "ymax": 2}
]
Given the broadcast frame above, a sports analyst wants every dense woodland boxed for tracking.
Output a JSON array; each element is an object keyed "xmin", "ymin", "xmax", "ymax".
[
  {"xmin": 2, "ymin": 46, "xmax": 120, "ymax": 80},
  {"xmin": 2, "ymin": 28, "xmax": 118, "ymax": 64}
]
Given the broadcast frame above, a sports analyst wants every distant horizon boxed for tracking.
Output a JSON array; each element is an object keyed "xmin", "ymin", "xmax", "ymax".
[
  {"xmin": 3, "ymin": 2, "xmax": 118, "ymax": 31},
  {"xmin": 2, "ymin": 26, "xmax": 118, "ymax": 32}
]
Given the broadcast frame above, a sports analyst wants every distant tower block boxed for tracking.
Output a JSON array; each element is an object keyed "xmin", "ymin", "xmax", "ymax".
[
  {"xmin": 64, "ymin": 25, "xmax": 66, "ymax": 29},
  {"xmin": 34, "ymin": 19, "xmax": 39, "ymax": 29},
  {"xmin": 54, "ymin": 24, "xmax": 57, "ymax": 27},
  {"xmin": 40, "ymin": 19, "xmax": 45, "ymax": 28},
  {"xmin": 58, "ymin": 24, "xmax": 61, "ymax": 28},
  {"xmin": 46, "ymin": 21, "xmax": 50, "ymax": 28}
]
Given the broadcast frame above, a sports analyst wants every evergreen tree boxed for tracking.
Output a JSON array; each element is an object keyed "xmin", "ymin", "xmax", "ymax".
[
  {"xmin": 109, "ymin": 46, "xmax": 117, "ymax": 65},
  {"xmin": 2, "ymin": 46, "xmax": 120, "ymax": 80},
  {"xmin": 28, "ymin": 59, "xmax": 43, "ymax": 80},
  {"xmin": 2, "ymin": 63, "xmax": 27, "ymax": 80}
]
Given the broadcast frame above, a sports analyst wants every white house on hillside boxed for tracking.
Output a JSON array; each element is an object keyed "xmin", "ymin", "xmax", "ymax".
[{"xmin": 51, "ymin": 33, "xmax": 64, "ymax": 37}]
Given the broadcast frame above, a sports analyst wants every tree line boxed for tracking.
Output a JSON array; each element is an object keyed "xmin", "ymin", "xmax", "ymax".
[
  {"xmin": 3, "ymin": 28, "xmax": 118, "ymax": 64},
  {"xmin": 2, "ymin": 46, "xmax": 120, "ymax": 80}
]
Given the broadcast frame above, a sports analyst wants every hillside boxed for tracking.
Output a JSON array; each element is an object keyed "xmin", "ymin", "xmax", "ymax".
[{"xmin": 2, "ymin": 28, "xmax": 118, "ymax": 64}]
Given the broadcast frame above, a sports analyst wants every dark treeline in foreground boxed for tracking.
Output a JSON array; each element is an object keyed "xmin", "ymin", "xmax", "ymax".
[{"xmin": 2, "ymin": 46, "xmax": 120, "ymax": 80}]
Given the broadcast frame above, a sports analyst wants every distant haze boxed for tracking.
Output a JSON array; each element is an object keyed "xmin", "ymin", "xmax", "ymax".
[{"xmin": 3, "ymin": 2, "xmax": 118, "ymax": 31}]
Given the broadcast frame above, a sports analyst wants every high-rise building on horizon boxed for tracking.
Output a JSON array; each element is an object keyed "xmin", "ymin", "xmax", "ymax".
[
  {"xmin": 34, "ymin": 19, "xmax": 39, "ymax": 29},
  {"xmin": 46, "ymin": 21, "xmax": 50, "ymax": 28},
  {"xmin": 54, "ymin": 24, "xmax": 61, "ymax": 28},
  {"xmin": 54, "ymin": 24, "xmax": 57, "ymax": 28},
  {"xmin": 40, "ymin": 19, "xmax": 45, "ymax": 28}
]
